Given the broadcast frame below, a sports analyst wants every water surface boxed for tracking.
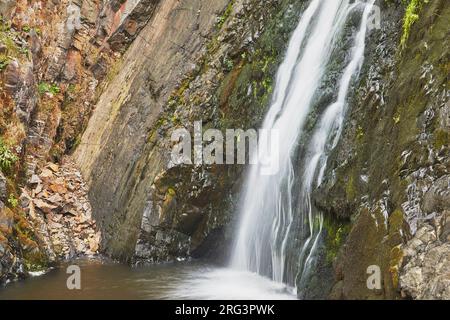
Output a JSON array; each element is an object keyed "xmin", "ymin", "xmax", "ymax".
[{"xmin": 0, "ymin": 259, "xmax": 296, "ymax": 300}]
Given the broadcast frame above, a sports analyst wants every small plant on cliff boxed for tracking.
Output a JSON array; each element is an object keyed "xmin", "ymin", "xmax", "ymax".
[
  {"xmin": 38, "ymin": 82, "xmax": 60, "ymax": 95},
  {"xmin": 7, "ymin": 194, "xmax": 18, "ymax": 208},
  {"xmin": 0, "ymin": 55, "xmax": 10, "ymax": 71},
  {"xmin": 222, "ymin": 56, "xmax": 234, "ymax": 72},
  {"xmin": 216, "ymin": 0, "xmax": 234, "ymax": 30},
  {"xmin": 0, "ymin": 138, "xmax": 18, "ymax": 172}
]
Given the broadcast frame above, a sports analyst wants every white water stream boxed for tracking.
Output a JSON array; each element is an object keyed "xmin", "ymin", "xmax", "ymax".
[{"xmin": 230, "ymin": 0, "xmax": 374, "ymax": 295}]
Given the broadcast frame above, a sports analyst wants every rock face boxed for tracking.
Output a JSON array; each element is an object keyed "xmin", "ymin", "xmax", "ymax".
[
  {"xmin": 75, "ymin": 0, "xmax": 310, "ymax": 263},
  {"xmin": 0, "ymin": 158, "xmax": 99, "ymax": 283},
  {"xmin": 1, "ymin": 0, "xmax": 144, "ymax": 283},
  {"xmin": 315, "ymin": 0, "xmax": 450, "ymax": 299},
  {"xmin": 75, "ymin": 0, "xmax": 229, "ymax": 262},
  {"xmin": 400, "ymin": 217, "xmax": 450, "ymax": 299}
]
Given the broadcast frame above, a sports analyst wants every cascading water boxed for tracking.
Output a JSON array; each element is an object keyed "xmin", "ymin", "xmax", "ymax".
[{"xmin": 231, "ymin": 0, "xmax": 375, "ymax": 294}]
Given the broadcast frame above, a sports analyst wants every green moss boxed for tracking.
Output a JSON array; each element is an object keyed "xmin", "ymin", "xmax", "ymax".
[
  {"xmin": 223, "ymin": 56, "xmax": 234, "ymax": 72},
  {"xmin": 323, "ymin": 217, "xmax": 351, "ymax": 263},
  {"xmin": 0, "ymin": 138, "xmax": 18, "ymax": 172},
  {"xmin": 389, "ymin": 245, "xmax": 404, "ymax": 289},
  {"xmin": 11, "ymin": 213, "xmax": 47, "ymax": 272},
  {"xmin": 167, "ymin": 187, "xmax": 176, "ymax": 197},
  {"xmin": 7, "ymin": 194, "xmax": 18, "ymax": 208},
  {"xmin": 38, "ymin": 82, "xmax": 60, "ymax": 95},
  {"xmin": 389, "ymin": 209, "xmax": 404, "ymax": 233},
  {"xmin": 0, "ymin": 32, "xmax": 18, "ymax": 54},
  {"xmin": 0, "ymin": 54, "xmax": 10, "ymax": 71},
  {"xmin": 67, "ymin": 83, "xmax": 77, "ymax": 93},
  {"xmin": 0, "ymin": 21, "xmax": 27, "ymax": 61},
  {"xmin": 105, "ymin": 58, "xmax": 123, "ymax": 84},
  {"xmin": 433, "ymin": 129, "xmax": 449, "ymax": 150},
  {"xmin": 216, "ymin": 1, "xmax": 235, "ymax": 30},
  {"xmin": 345, "ymin": 175, "xmax": 356, "ymax": 201},
  {"xmin": 400, "ymin": 0, "xmax": 429, "ymax": 48},
  {"xmin": 356, "ymin": 125, "xmax": 365, "ymax": 140},
  {"xmin": 393, "ymin": 112, "xmax": 401, "ymax": 124}
]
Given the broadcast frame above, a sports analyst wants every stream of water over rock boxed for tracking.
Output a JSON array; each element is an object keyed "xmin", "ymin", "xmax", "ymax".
[{"xmin": 231, "ymin": 0, "xmax": 374, "ymax": 293}]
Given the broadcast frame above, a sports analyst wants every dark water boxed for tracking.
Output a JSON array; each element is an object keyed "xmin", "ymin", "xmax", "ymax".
[{"xmin": 0, "ymin": 259, "xmax": 296, "ymax": 300}]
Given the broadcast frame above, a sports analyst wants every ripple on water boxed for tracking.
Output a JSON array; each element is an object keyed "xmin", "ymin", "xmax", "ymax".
[{"xmin": 166, "ymin": 268, "xmax": 297, "ymax": 300}]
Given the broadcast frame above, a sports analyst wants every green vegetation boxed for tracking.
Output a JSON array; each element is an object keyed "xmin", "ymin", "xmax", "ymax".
[
  {"xmin": 223, "ymin": 56, "xmax": 234, "ymax": 72},
  {"xmin": 67, "ymin": 83, "xmax": 77, "ymax": 93},
  {"xmin": 401, "ymin": 0, "xmax": 428, "ymax": 48},
  {"xmin": 345, "ymin": 175, "xmax": 357, "ymax": 201},
  {"xmin": 167, "ymin": 187, "xmax": 176, "ymax": 197},
  {"xmin": 323, "ymin": 217, "xmax": 351, "ymax": 263},
  {"xmin": 0, "ymin": 138, "xmax": 18, "ymax": 172},
  {"xmin": 0, "ymin": 54, "xmax": 10, "ymax": 71},
  {"xmin": 356, "ymin": 125, "xmax": 364, "ymax": 140},
  {"xmin": 433, "ymin": 129, "xmax": 449, "ymax": 150},
  {"xmin": 38, "ymin": 82, "xmax": 60, "ymax": 95},
  {"xmin": 7, "ymin": 194, "xmax": 18, "ymax": 208},
  {"xmin": 1, "ymin": 20, "xmax": 21, "ymax": 56},
  {"xmin": 393, "ymin": 112, "xmax": 401, "ymax": 124},
  {"xmin": 216, "ymin": 1, "xmax": 234, "ymax": 30}
]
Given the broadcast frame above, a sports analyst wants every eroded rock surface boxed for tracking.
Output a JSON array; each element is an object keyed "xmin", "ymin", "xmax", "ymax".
[{"xmin": 20, "ymin": 159, "xmax": 101, "ymax": 261}]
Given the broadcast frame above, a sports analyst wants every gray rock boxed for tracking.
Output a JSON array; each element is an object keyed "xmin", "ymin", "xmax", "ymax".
[
  {"xmin": 0, "ymin": 0, "xmax": 15, "ymax": 19},
  {"xmin": 422, "ymin": 175, "xmax": 450, "ymax": 214},
  {"xmin": 400, "ymin": 218, "xmax": 450, "ymax": 300},
  {"xmin": 440, "ymin": 211, "xmax": 450, "ymax": 242},
  {"xmin": 0, "ymin": 172, "xmax": 7, "ymax": 201},
  {"xmin": 29, "ymin": 174, "xmax": 42, "ymax": 185}
]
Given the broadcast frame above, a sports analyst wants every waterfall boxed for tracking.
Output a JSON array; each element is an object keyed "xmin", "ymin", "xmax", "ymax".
[{"xmin": 231, "ymin": 0, "xmax": 374, "ymax": 292}]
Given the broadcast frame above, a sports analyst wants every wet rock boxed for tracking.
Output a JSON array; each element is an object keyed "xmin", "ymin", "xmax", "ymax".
[{"xmin": 3, "ymin": 59, "xmax": 37, "ymax": 124}]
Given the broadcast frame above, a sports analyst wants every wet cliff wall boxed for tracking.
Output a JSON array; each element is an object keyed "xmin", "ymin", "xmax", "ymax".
[
  {"xmin": 314, "ymin": 0, "xmax": 449, "ymax": 299},
  {"xmin": 74, "ymin": 0, "xmax": 309, "ymax": 263}
]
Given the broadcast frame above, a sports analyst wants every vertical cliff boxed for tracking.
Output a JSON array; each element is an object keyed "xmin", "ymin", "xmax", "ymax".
[
  {"xmin": 74, "ymin": 0, "xmax": 308, "ymax": 263},
  {"xmin": 315, "ymin": 0, "xmax": 449, "ymax": 299}
]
